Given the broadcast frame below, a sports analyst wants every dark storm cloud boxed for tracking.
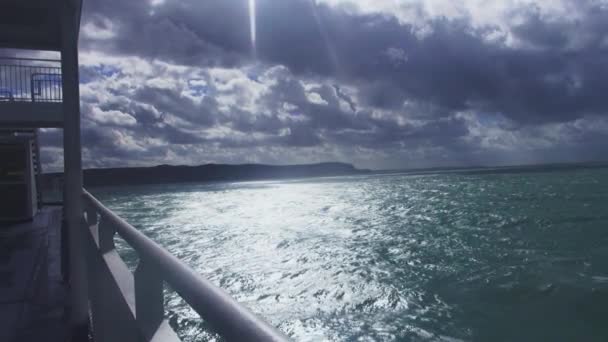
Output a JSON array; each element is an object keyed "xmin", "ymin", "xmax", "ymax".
[
  {"xmin": 133, "ymin": 86, "xmax": 218, "ymax": 126},
  {"xmin": 259, "ymin": 75, "xmax": 370, "ymax": 131},
  {"xmin": 324, "ymin": 116, "xmax": 470, "ymax": 149},
  {"xmin": 81, "ymin": 0, "xmax": 248, "ymax": 66},
  {"xmin": 82, "ymin": 0, "xmax": 608, "ymax": 124},
  {"xmin": 57, "ymin": 0, "xmax": 608, "ymax": 170}
]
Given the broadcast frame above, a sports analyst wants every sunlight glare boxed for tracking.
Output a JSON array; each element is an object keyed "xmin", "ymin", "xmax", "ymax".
[
  {"xmin": 249, "ymin": 0, "xmax": 257, "ymax": 56},
  {"xmin": 309, "ymin": 0, "xmax": 341, "ymax": 74}
]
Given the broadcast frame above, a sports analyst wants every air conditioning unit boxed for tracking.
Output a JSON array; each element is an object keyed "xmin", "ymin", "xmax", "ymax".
[{"xmin": 0, "ymin": 135, "xmax": 38, "ymax": 222}]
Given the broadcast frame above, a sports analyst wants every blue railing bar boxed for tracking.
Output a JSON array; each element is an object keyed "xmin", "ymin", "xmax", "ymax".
[
  {"xmin": 0, "ymin": 56, "xmax": 61, "ymax": 63},
  {"xmin": 82, "ymin": 189, "xmax": 290, "ymax": 342}
]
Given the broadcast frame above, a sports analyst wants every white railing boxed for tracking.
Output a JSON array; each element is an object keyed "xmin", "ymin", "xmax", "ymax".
[
  {"xmin": 0, "ymin": 57, "xmax": 62, "ymax": 103},
  {"xmin": 82, "ymin": 189, "xmax": 289, "ymax": 342}
]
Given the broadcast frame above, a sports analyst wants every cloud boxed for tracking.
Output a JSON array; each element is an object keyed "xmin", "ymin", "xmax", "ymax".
[{"xmin": 38, "ymin": 0, "xmax": 608, "ymax": 171}]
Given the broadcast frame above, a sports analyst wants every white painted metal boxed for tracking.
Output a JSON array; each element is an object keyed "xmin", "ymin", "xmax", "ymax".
[
  {"xmin": 83, "ymin": 190, "xmax": 290, "ymax": 342},
  {"xmin": 0, "ymin": 102, "xmax": 63, "ymax": 127},
  {"xmin": 84, "ymin": 198, "xmax": 180, "ymax": 342},
  {"xmin": 59, "ymin": 0, "xmax": 88, "ymax": 336},
  {"xmin": 0, "ymin": 57, "xmax": 64, "ymax": 127}
]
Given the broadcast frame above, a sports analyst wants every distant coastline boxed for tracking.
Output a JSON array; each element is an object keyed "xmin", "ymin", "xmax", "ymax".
[
  {"xmin": 41, "ymin": 160, "xmax": 608, "ymax": 188},
  {"xmin": 43, "ymin": 162, "xmax": 371, "ymax": 187},
  {"xmin": 375, "ymin": 160, "xmax": 608, "ymax": 177}
]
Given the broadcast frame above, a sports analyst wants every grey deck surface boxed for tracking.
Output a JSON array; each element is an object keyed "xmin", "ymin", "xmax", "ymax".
[{"xmin": 0, "ymin": 206, "xmax": 67, "ymax": 342}]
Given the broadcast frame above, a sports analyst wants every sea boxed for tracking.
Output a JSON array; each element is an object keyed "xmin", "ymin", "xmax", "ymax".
[{"xmin": 89, "ymin": 165, "xmax": 608, "ymax": 342}]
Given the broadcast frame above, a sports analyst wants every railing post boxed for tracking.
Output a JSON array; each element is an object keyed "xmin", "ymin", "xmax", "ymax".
[
  {"xmin": 135, "ymin": 260, "xmax": 165, "ymax": 341},
  {"xmin": 30, "ymin": 77, "xmax": 35, "ymax": 103},
  {"xmin": 81, "ymin": 190, "xmax": 288, "ymax": 342},
  {"xmin": 61, "ymin": 1, "xmax": 87, "ymax": 337},
  {"xmin": 85, "ymin": 202, "xmax": 98, "ymax": 227},
  {"xmin": 98, "ymin": 216, "xmax": 116, "ymax": 254},
  {"xmin": 86, "ymin": 205, "xmax": 140, "ymax": 342}
]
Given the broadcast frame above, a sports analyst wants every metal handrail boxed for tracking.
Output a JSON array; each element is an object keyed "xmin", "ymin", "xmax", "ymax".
[
  {"xmin": 0, "ymin": 57, "xmax": 62, "ymax": 102},
  {"xmin": 82, "ymin": 189, "xmax": 289, "ymax": 342},
  {"xmin": 0, "ymin": 56, "xmax": 61, "ymax": 63}
]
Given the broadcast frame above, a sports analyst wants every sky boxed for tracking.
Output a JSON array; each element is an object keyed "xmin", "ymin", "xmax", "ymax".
[{"xmin": 38, "ymin": 0, "xmax": 608, "ymax": 170}]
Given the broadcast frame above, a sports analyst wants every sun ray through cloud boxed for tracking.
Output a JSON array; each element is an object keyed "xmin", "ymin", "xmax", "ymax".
[
  {"xmin": 309, "ymin": 0, "xmax": 342, "ymax": 74},
  {"xmin": 249, "ymin": 0, "xmax": 257, "ymax": 57}
]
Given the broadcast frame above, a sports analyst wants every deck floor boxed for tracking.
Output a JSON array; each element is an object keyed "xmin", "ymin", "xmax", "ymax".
[{"xmin": 0, "ymin": 206, "xmax": 67, "ymax": 342}]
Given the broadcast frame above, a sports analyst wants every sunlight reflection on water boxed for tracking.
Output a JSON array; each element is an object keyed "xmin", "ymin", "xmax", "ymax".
[{"xmin": 95, "ymin": 169, "xmax": 608, "ymax": 341}]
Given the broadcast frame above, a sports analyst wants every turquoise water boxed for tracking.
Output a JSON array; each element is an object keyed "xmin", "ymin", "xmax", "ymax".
[{"xmin": 91, "ymin": 167, "xmax": 608, "ymax": 341}]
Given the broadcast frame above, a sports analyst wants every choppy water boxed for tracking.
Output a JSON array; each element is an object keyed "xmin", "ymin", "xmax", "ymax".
[{"xmin": 91, "ymin": 167, "xmax": 608, "ymax": 341}]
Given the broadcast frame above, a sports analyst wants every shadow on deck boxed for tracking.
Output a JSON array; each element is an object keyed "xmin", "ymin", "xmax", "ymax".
[{"xmin": 0, "ymin": 206, "xmax": 67, "ymax": 342}]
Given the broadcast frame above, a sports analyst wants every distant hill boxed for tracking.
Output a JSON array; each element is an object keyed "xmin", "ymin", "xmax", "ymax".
[
  {"xmin": 44, "ymin": 162, "xmax": 369, "ymax": 187},
  {"xmin": 379, "ymin": 161, "xmax": 608, "ymax": 177}
]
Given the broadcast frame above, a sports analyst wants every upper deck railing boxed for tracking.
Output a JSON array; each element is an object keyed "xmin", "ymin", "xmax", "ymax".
[
  {"xmin": 82, "ymin": 189, "xmax": 289, "ymax": 342},
  {"xmin": 0, "ymin": 57, "xmax": 62, "ymax": 103}
]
